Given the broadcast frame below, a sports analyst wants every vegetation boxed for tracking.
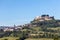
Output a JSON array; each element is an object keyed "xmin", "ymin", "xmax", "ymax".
[
  {"xmin": 0, "ymin": 18, "xmax": 60, "ymax": 40},
  {"xmin": 0, "ymin": 37, "xmax": 19, "ymax": 40}
]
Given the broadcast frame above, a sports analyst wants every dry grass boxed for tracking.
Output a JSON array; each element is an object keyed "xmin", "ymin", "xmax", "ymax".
[
  {"xmin": 0, "ymin": 37, "xmax": 19, "ymax": 40},
  {"xmin": 25, "ymin": 38, "xmax": 54, "ymax": 40}
]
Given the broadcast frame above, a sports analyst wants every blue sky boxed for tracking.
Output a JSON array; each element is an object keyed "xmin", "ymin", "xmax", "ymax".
[{"xmin": 0, "ymin": 0, "xmax": 60, "ymax": 26}]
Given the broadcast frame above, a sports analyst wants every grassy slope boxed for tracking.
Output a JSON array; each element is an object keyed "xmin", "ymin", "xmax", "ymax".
[
  {"xmin": 25, "ymin": 38, "xmax": 54, "ymax": 40},
  {"xmin": 0, "ymin": 37, "xmax": 19, "ymax": 40}
]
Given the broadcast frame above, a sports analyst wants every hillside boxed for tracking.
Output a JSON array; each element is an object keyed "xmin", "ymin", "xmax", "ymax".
[{"xmin": 30, "ymin": 15, "xmax": 60, "ymax": 27}]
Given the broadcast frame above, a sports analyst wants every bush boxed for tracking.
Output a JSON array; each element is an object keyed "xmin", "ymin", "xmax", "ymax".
[
  {"xmin": 16, "ymin": 39, "xmax": 19, "ymax": 40},
  {"xmin": 53, "ymin": 35, "xmax": 59, "ymax": 40},
  {"xmin": 4, "ymin": 39, "xmax": 8, "ymax": 40}
]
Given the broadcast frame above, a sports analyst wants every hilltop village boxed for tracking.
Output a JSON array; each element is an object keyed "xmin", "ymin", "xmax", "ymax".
[
  {"xmin": 0, "ymin": 15, "xmax": 60, "ymax": 40},
  {"xmin": 34, "ymin": 15, "xmax": 54, "ymax": 21}
]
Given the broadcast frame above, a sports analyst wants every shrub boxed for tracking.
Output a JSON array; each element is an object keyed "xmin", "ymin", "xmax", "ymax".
[
  {"xmin": 16, "ymin": 39, "xmax": 19, "ymax": 40},
  {"xmin": 4, "ymin": 39, "xmax": 8, "ymax": 40},
  {"xmin": 54, "ymin": 37, "xmax": 59, "ymax": 40},
  {"xmin": 54, "ymin": 36, "xmax": 59, "ymax": 40}
]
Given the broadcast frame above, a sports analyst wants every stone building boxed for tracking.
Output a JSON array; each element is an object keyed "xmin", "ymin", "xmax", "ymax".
[{"xmin": 34, "ymin": 15, "xmax": 54, "ymax": 21}]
